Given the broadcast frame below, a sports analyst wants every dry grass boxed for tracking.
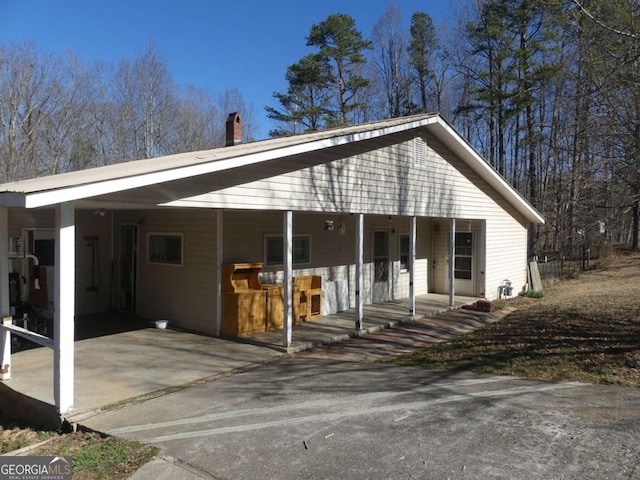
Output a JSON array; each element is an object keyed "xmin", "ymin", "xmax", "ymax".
[
  {"xmin": 395, "ymin": 251, "xmax": 640, "ymax": 387},
  {"xmin": 31, "ymin": 432, "xmax": 158, "ymax": 480},
  {"xmin": 0, "ymin": 413, "xmax": 157, "ymax": 478},
  {"xmin": 0, "ymin": 420, "xmax": 53, "ymax": 453},
  {"xmin": 0, "ymin": 427, "xmax": 157, "ymax": 479}
]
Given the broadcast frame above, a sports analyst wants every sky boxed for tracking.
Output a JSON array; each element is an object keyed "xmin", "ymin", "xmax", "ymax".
[{"xmin": 0, "ymin": 0, "xmax": 454, "ymax": 139}]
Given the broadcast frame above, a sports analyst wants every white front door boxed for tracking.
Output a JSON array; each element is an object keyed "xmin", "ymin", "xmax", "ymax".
[
  {"xmin": 454, "ymin": 231, "xmax": 475, "ymax": 296},
  {"xmin": 372, "ymin": 230, "xmax": 390, "ymax": 303}
]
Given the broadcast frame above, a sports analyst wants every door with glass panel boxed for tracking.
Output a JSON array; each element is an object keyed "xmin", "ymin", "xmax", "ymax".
[
  {"xmin": 372, "ymin": 230, "xmax": 390, "ymax": 303},
  {"xmin": 453, "ymin": 231, "xmax": 475, "ymax": 295}
]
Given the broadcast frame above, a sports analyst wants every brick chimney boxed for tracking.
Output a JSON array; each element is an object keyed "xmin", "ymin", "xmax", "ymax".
[{"xmin": 225, "ymin": 112, "xmax": 242, "ymax": 146}]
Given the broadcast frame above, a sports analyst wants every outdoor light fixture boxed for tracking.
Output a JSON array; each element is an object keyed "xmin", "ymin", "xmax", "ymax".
[{"xmin": 324, "ymin": 220, "xmax": 334, "ymax": 231}]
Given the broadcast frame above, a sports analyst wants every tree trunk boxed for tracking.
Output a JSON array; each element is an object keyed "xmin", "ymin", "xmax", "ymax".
[{"xmin": 633, "ymin": 198, "xmax": 640, "ymax": 250}]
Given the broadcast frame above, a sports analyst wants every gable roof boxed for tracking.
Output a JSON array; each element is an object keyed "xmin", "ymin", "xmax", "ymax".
[{"xmin": 0, "ymin": 113, "xmax": 544, "ymax": 224}]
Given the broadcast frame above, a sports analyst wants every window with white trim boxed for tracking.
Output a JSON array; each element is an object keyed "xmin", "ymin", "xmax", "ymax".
[
  {"xmin": 399, "ymin": 234, "xmax": 410, "ymax": 272},
  {"xmin": 265, "ymin": 235, "xmax": 311, "ymax": 266},
  {"xmin": 148, "ymin": 233, "xmax": 183, "ymax": 266}
]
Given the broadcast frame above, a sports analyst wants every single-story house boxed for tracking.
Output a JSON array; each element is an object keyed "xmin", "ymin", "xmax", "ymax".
[{"xmin": 0, "ymin": 112, "xmax": 544, "ymax": 414}]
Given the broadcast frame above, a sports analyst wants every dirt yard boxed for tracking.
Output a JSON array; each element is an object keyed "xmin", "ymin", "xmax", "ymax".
[{"xmin": 397, "ymin": 250, "xmax": 640, "ymax": 387}]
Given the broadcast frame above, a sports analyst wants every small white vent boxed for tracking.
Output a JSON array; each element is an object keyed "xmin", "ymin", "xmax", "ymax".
[{"xmin": 413, "ymin": 137, "xmax": 427, "ymax": 168}]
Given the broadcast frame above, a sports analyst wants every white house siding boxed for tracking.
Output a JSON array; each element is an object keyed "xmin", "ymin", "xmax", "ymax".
[
  {"xmin": 385, "ymin": 216, "xmax": 430, "ymax": 301},
  {"xmin": 429, "ymin": 137, "xmax": 529, "ymax": 299},
  {"xmin": 225, "ymin": 210, "xmax": 359, "ymax": 311},
  {"xmin": 185, "ymin": 131, "xmax": 528, "ymax": 303},
  {"xmin": 166, "ymin": 132, "xmax": 460, "ymax": 216},
  {"xmin": 423, "ymin": 136, "xmax": 529, "ymax": 300},
  {"xmin": 484, "ymin": 209, "xmax": 528, "ymax": 299},
  {"xmin": 170, "ymin": 132, "xmax": 517, "ymax": 223},
  {"xmin": 114, "ymin": 209, "xmax": 217, "ymax": 335},
  {"xmin": 222, "ymin": 211, "xmax": 432, "ymax": 312},
  {"xmin": 434, "ymin": 211, "xmax": 527, "ymax": 300}
]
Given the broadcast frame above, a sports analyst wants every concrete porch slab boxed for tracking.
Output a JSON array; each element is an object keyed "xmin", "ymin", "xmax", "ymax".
[
  {"xmin": 0, "ymin": 294, "xmax": 476, "ymax": 422},
  {"xmin": 5, "ymin": 327, "xmax": 285, "ymax": 421},
  {"xmin": 241, "ymin": 293, "xmax": 476, "ymax": 352}
]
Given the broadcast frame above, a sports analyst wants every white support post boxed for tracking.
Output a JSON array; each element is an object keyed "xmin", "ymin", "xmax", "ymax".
[
  {"xmin": 283, "ymin": 211, "xmax": 293, "ymax": 348},
  {"xmin": 355, "ymin": 213, "xmax": 364, "ymax": 330},
  {"xmin": 0, "ymin": 208, "xmax": 10, "ymax": 381},
  {"xmin": 449, "ymin": 218, "xmax": 456, "ymax": 307},
  {"xmin": 54, "ymin": 202, "xmax": 75, "ymax": 414},
  {"xmin": 0, "ymin": 317, "xmax": 10, "ymax": 381},
  {"xmin": 409, "ymin": 216, "xmax": 416, "ymax": 316},
  {"xmin": 479, "ymin": 219, "xmax": 486, "ymax": 298},
  {"xmin": 215, "ymin": 210, "xmax": 223, "ymax": 337}
]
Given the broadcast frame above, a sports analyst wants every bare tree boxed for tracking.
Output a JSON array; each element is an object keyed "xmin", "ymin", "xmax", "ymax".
[
  {"xmin": 370, "ymin": 4, "xmax": 412, "ymax": 118},
  {"xmin": 41, "ymin": 53, "xmax": 99, "ymax": 174},
  {"xmin": 0, "ymin": 43, "xmax": 56, "ymax": 181},
  {"xmin": 167, "ymin": 86, "xmax": 219, "ymax": 152},
  {"xmin": 111, "ymin": 41, "xmax": 176, "ymax": 161}
]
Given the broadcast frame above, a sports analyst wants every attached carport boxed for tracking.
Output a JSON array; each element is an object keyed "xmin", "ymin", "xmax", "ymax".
[{"xmin": 0, "ymin": 113, "xmax": 543, "ymax": 416}]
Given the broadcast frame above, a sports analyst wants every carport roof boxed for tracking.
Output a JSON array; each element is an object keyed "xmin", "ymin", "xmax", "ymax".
[{"xmin": 0, "ymin": 113, "xmax": 544, "ymax": 224}]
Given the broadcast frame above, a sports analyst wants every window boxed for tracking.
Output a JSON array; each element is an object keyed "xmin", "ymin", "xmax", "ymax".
[
  {"xmin": 454, "ymin": 232, "xmax": 473, "ymax": 280},
  {"xmin": 399, "ymin": 234, "xmax": 410, "ymax": 272},
  {"xmin": 265, "ymin": 235, "xmax": 311, "ymax": 266},
  {"xmin": 148, "ymin": 233, "xmax": 183, "ymax": 266},
  {"xmin": 413, "ymin": 137, "xmax": 427, "ymax": 168}
]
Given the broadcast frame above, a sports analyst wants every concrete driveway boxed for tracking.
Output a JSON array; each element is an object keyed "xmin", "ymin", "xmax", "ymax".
[
  {"xmin": 84, "ymin": 355, "xmax": 640, "ymax": 479},
  {"xmin": 3, "ymin": 293, "xmax": 474, "ymax": 421}
]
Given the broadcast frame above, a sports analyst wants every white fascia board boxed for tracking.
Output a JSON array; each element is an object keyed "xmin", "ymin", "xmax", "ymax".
[
  {"xmin": 22, "ymin": 118, "xmax": 438, "ymax": 209},
  {"xmin": 433, "ymin": 119, "xmax": 545, "ymax": 225}
]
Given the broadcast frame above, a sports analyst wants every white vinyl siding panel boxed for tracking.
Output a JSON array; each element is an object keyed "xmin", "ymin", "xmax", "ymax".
[
  {"xmin": 116, "ymin": 209, "xmax": 217, "ymax": 334},
  {"xmin": 223, "ymin": 212, "xmax": 432, "ymax": 309},
  {"xmin": 485, "ymin": 215, "xmax": 528, "ymax": 300},
  {"xmin": 171, "ymin": 134, "xmax": 525, "ymax": 221},
  {"xmin": 200, "ymin": 133, "xmax": 529, "ymax": 300}
]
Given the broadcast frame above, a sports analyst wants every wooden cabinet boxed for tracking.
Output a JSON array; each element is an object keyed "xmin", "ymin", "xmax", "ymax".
[
  {"xmin": 263, "ymin": 284, "xmax": 284, "ymax": 331},
  {"xmin": 263, "ymin": 277, "xmax": 323, "ymax": 329},
  {"xmin": 221, "ymin": 263, "xmax": 266, "ymax": 336},
  {"xmin": 221, "ymin": 291, "xmax": 266, "ymax": 336},
  {"xmin": 220, "ymin": 264, "xmax": 323, "ymax": 335},
  {"xmin": 294, "ymin": 276, "xmax": 322, "ymax": 322}
]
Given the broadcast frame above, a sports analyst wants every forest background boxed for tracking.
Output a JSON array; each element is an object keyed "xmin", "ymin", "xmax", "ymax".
[{"xmin": 0, "ymin": 0, "xmax": 638, "ymax": 257}]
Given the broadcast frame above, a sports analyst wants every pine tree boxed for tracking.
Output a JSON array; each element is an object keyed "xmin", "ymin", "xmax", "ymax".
[
  {"xmin": 306, "ymin": 13, "xmax": 372, "ymax": 126},
  {"xmin": 265, "ymin": 54, "xmax": 332, "ymax": 136},
  {"xmin": 408, "ymin": 12, "xmax": 439, "ymax": 113}
]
